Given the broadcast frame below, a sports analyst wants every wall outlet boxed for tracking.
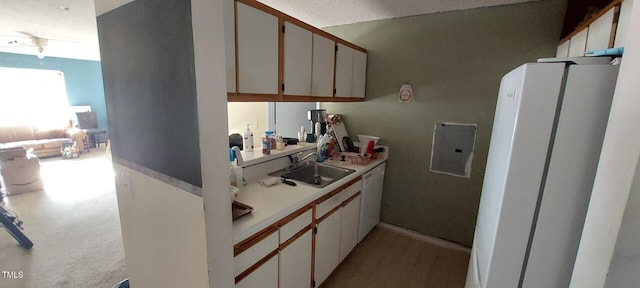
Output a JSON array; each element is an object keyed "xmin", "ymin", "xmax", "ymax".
[{"xmin": 121, "ymin": 171, "xmax": 133, "ymax": 199}]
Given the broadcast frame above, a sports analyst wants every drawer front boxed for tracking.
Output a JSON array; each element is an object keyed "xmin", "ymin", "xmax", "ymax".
[
  {"xmin": 317, "ymin": 191, "xmax": 343, "ymax": 219},
  {"xmin": 279, "ymin": 209, "xmax": 312, "ymax": 244},
  {"xmin": 340, "ymin": 179, "xmax": 362, "ymax": 203},
  {"xmin": 317, "ymin": 179, "xmax": 363, "ymax": 219},
  {"xmin": 234, "ymin": 231, "xmax": 278, "ymax": 276}
]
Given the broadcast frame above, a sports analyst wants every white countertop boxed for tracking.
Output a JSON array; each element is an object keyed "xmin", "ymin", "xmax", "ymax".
[{"xmin": 232, "ymin": 152, "xmax": 388, "ymax": 244}]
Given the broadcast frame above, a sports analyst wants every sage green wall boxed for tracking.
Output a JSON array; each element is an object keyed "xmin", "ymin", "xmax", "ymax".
[{"xmin": 322, "ymin": 0, "xmax": 566, "ymax": 247}]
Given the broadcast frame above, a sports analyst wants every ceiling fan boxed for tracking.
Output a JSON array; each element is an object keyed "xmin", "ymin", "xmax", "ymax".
[
  {"xmin": 5, "ymin": 37, "xmax": 48, "ymax": 59},
  {"xmin": 0, "ymin": 32, "xmax": 68, "ymax": 59}
]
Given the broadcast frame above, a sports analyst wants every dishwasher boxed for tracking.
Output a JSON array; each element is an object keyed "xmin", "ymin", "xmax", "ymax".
[{"xmin": 358, "ymin": 162, "xmax": 386, "ymax": 243}]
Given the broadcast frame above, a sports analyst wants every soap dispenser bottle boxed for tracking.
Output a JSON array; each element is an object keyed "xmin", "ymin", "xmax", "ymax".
[
  {"xmin": 243, "ymin": 124, "xmax": 254, "ymax": 152},
  {"xmin": 316, "ymin": 134, "xmax": 329, "ymax": 162}
]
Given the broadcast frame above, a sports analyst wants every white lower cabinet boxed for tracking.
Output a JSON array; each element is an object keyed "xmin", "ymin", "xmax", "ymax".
[
  {"xmin": 234, "ymin": 231, "xmax": 279, "ymax": 277},
  {"xmin": 235, "ymin": 179, "xmax": 364, "ymax": 288},
  {"xmin": 314, "ymin": 180, "xmax": 363, "ymax": 287},
  {"xmin": 314, "ymin": 208, "xmax": 342, "ymax": 287},
  {"xmin": 279, "ymin": 229, "xmax": 313, "ymax": 288},
  {"xmin": 340, "ymin": 194, "xmax": 361, "ymax": 262},
  {"xmin": 235, "ymin": 254, "xmax": 279, "ymax": 288}
]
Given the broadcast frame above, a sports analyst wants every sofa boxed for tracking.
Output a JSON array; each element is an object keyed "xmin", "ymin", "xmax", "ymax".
[{"xmin": 0, "ymin": 125, "xmax": 86, "ymax": 158}]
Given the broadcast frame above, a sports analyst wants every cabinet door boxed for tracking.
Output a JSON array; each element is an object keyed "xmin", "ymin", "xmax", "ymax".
[
  {"xmin": 351, "ymin": 50, "xmax": 367, "ymax": 98},
  {"xmin": 314, "ymin": 209, "xmax": 342, "ymax": 286},
  {"xmin": 311, "ymin": 34, "xmax": 335, "ymax": 97},
  {"xmin": 279, "ymin": 230, "xmax": 312, "ymax": 288},
  {"xmin": 615, "ymin": 0, "xmax": 635, "ymax": 48},
  {"xmin": 234, "ymin": 231, "xmax": 279, "ymax": 277},
  {"xmin": 223, "ymin": 0, "xmax": 236, "ymax": 93},
  {"xmin": 236, "ymin": 2, "xmax": 278, "ymax": 94},
  {"xmin": 359, "ymin": 164, "xmax": 385, "ymax": 243},
  {"xmin": 586, "ymin": 8, "xmax": 615, "ymax": 51},
  {"xmin": 340, "ymin": 194, "xmax": 361, "ymax": 262},
  {"xmin": 334, "ymin": 43, "xmax": 354, "ymax": 97},
  {"xmin": 283, "ymin": 21, "xmax": 313, "ymax": 96},
  {"xmin": 556, "ymin": 41, "xmax": 570, "ymax": 58},
  {"xmin": 235, "ymin": 255, "xmax": 278, "ymax": 288},
  {"xmin": 568, "ymin": 29, "xmax": 588, "ymax": 57}
]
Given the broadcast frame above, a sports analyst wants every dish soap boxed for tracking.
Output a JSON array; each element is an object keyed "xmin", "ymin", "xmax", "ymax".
[
  {"xmin": 229, "ymin": 148, "xmax": 243, "ymax": 189},
  {"xmin": 316, "ymin": 134, "xmax": 330, "ymax": 162}
]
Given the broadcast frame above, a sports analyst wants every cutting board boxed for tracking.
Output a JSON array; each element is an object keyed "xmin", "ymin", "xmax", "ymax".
[{"xmin": 332, "ymin": 121, "xmax": 350, "ymax": 152}]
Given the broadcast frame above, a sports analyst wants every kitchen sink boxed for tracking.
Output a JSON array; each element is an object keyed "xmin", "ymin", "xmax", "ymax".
[{"xmin": 269, "ymin": 161, "xmax": 356, "ymax": 188}]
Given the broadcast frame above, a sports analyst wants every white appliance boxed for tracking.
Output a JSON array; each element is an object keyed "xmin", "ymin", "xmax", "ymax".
[
  {"xmin": 358, "ymin": 162, "xmax": 385, "ymax": 243},
  {"xmin": 466, "ymin": 58, "xmax": 619, "ymax": 288}
]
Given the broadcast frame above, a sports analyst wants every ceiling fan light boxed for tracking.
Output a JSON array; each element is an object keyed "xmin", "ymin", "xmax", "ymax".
[{"xmin": 36, "ymin": 47, "xmax": 45, "ymax": 59}]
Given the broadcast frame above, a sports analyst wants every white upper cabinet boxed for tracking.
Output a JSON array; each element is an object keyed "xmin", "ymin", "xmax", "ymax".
[
  {"xmin": 228, "ymin": 1, "xmax": 367, "ymax": 101},
  {"xmin": 335, "ymin": 43, "xmax": 367, "ymax": 98},
  {"xmin": 556, "ymin": 41, "xmax": 570, "ymax": 58},
  {"xmin": 223, "ymin": 0, "xmax": 236, "ymax": 93},
  {"xmin": 311, "ymin": 34, "xmax": 335, "ymax": 97},
  {"xmin": 334, "ymin": 43, "xmax": 354, "ymax": 97},
  {"xmin": 236, "ymin": 2, "xmax": 279, "ymax": 94},
  {"xmin": 351, "ymin": 50, "xmax": 367, "ymax": 98},
  {"xmin": 568, "ymin": 29, "xmax": 588, "ymax": 57},
  {"xmin": 283, "ymin": 21, "xmax": 313, "ymax": 96},
  {"xmin": 615, "ymin": 0, "xmax": 635, "ymax": 48},
  {"xmin": 586, "ymin": 7, "xmax": 615, "ymax": 51}
]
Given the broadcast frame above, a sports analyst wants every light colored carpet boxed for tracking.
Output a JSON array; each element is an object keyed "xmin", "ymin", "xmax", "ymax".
[{"xmin": 0, "ymin": 148, "xmax": 126, "ymax": 288}]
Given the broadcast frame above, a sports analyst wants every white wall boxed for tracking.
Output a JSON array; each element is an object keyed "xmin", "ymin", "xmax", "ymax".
[
  {"xmin": 569, "ymin": 2, "xmax": 640, "ymax": 287},
  {"xmin": 192, "ymin": 0, "xmax": 236, "ymax": 287},
  {"xmin": 110, "ymin": 0, "xmax": 236, "ymax": 287},
  {"xmin": 114, "ymin": 165, "xmax": 210, "ymax": 287},
  {"xmin": 228, "ymin": 102, "xmax": 268, "ymax": 149}
]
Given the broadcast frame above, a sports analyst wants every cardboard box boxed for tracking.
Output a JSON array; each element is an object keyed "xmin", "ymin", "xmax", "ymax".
[{"xmin": 0, "ymin": 157, "xmax": 44, "ymax": 196}]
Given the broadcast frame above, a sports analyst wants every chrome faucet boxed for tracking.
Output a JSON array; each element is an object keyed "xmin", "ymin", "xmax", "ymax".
[{"xmin": 288, "ymin": 151, "xmax": 317, "ymax": 170}]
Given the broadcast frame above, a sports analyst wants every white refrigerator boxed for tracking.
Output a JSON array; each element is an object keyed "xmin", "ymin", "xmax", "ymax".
[{"xmin": 466, "ymin": 58, "xmax": 619, "ymax": 288}]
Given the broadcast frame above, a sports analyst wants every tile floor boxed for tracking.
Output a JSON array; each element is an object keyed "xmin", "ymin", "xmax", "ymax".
[{"xmin": 322, "ymin": 227, "xmax": 470, "ymax": 288}]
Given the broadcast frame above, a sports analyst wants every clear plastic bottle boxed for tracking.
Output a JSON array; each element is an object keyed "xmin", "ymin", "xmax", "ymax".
[
  {"xmin": 298, "ymin": 126, "xmax": 307, "ymax": 146},
  {"xmin": 276, "ymin": 133, "xmax": 285, "ymax": 150}
]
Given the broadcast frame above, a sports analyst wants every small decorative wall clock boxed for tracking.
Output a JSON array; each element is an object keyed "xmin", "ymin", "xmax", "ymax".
[{"xmin": 399, "ymin": 84, "xmax": 413, "ymax": 103}]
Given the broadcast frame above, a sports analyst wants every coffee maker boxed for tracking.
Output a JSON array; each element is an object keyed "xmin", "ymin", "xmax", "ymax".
[{"xmin": 308, "ymin": 109, "xmax": 327, "ymax": 136}]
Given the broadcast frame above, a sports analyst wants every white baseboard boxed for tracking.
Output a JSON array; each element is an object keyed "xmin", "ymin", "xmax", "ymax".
[{"xmin": 377, "ymin": 222, "xmax": 471, "ymax": 254}]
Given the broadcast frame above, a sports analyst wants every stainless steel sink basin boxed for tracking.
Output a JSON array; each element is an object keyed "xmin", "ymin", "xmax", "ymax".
[{"xmin": 268, "ymin": 162, "xmax": 356, "ymax": 188}]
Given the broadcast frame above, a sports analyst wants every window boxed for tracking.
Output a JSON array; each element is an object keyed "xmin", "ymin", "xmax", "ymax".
[{"xmin": 0, "ymin": 67, "xmax": 70, "ymax": 128}]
